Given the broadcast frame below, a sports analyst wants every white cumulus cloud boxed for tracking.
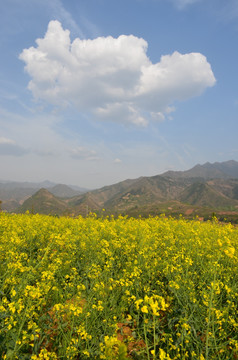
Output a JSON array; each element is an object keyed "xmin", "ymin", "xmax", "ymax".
[{"xmin": 20, "ymin": 20, "xmax": 216, "ymax": 126}]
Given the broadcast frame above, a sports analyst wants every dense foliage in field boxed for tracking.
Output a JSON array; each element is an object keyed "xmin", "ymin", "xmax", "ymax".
[{"xmin": 0, "ymin": 213, "xmax": 238, "ymax": 359}]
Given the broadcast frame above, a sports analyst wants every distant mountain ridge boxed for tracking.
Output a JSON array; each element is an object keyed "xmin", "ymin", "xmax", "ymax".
[
  {"xmin": 0, "ymin": 180, "xmax": 88, "ymax": 192},
  {"xmin": 0, "ymin": 181, "xmax": 88, "ymax": 211},
  {"xmin": 49, "ymin": 184, "xmax": 83, "ymax": 198},
  {"xmin": 162, "ymin": 160, "xmax": 238, "ymax": 179},
  {"xmin": 2, "ymin": 160, "xmax": 238, "ymax": 220}
]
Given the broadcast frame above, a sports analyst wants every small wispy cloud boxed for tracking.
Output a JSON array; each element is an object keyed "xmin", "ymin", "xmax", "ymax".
[
  {"xmin": 69, "ymin": 146, "xmax": 100, "ymax": 161},
  {"xmin": 172, "ymin": 0, "xmax": 238, "ymax": 20},
  {"xmin": 0, "ymin": 137, "xmax": 29, "ymax": 156},
  {"xmin": 170, "ymin": 0, "xmax": 202, "ymax": 9},
  {"xmin": 0, "ymin": 137, "xmax": 15, "ymax": 145},
  {"xmin": 33, "ymin": 149, "xmax": 57, "ymax": 157},
  {"xmin": 217, "ymin": 0, "xmax": 238, "ymax": 22},
  {"xmin": 48, "ymin": 0, "xmax": 85, "ymax": 37}
]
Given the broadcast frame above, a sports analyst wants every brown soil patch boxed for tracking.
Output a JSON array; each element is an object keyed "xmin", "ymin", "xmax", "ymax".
[{"xmin": 185, "ymin": 208, "xmax": 194, "ymax": 215}]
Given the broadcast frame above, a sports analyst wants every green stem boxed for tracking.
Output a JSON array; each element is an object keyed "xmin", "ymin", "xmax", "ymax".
[
  {"xmin": 10, "ymin": 300, "xmax": 29, "ymax": 360},
  {"xmin": 153, "ymin": 315, "xmax": 156, "ymax": 358},
  {"xmin": 205, "ymin": 271, "xmax": 217, "ymax": 360},
  {"xmin": 143, "ymin": 315, "xmax": 150, "ymax": 360}
]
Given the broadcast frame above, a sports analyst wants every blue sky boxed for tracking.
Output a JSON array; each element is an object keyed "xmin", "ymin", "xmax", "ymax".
[{"xmin": 0, "ymin": 0, "xmax": 237, "ymax": 188}]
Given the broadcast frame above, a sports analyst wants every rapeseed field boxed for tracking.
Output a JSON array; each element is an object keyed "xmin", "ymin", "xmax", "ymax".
[{"xmin": 0, "ymin": 212, "xmax": 237, "ymax": 359}]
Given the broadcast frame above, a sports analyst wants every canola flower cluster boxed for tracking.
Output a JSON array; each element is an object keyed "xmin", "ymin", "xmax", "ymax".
[{"xmin": 0, "ymin": 212, "xmax": 238, "ymax": 359}]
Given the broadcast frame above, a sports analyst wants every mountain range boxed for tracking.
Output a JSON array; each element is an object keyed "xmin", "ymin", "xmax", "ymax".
[
  {"xmin": 1, "ymin": 160, "xmax": 238, "ymax": 221},
  {"xmin": 0, "ymin": 182, "xmax": 87, "ymax": 212}
]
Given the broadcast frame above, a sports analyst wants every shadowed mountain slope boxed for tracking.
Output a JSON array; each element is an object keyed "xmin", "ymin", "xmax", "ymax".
[
  {"xmin": 178, "ymin": 182, "xmax": 238, "ymax": 208},
  {"xmin": 16, "ymin": 189, "xmax": 71, "ymax": 215}
]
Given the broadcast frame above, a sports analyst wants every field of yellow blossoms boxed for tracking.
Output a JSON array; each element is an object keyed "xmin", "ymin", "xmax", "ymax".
[{"xmin": 0, "ymin": 212, "xmax": 238, "ymax": 359}]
